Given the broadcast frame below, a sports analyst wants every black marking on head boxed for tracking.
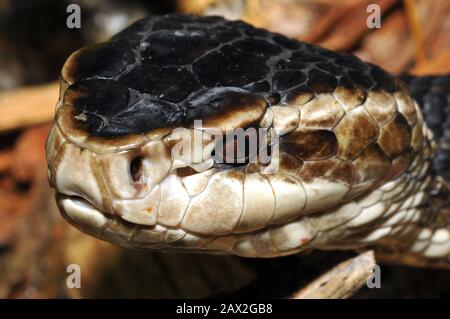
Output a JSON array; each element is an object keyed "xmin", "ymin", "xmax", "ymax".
[
  {"xmin": 62, "ymin": 14, "xmax": 397, "ymax": 137},
  {"xmin": 184, "ymin": 87, "xmax": 267, "ymax": 130},
  {"xmin": 119, "ymin": 65, "xmax": 202, "ymax": 103},
  {"xmin": 65, "ymin": 79, "xmax": 184, "ymax": 136}
]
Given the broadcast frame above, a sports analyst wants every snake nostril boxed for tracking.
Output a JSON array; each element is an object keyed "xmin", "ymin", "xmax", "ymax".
[{"xmin": 130, "ymin": 156, "xmax": 144, "ymax": 183}]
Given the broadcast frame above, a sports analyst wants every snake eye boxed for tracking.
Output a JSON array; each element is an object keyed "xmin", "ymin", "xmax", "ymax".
[
  {"xmin": 130, "ymin": 156, "xmax": 144, "ymax": 183},
  {"xmin": 213, "ymin": 128, "xmax": 266, "ymax": 167}
]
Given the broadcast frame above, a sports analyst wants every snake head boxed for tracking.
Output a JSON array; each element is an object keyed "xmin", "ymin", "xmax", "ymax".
[{"xmin": 46, "ymin": 14, "xmax": 429, "ymax": 258}]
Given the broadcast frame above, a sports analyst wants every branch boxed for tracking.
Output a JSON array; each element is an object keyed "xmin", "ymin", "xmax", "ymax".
[
  {"xmin": 0, "ymin": 82, "xmax": 58, "ymax": 132},
  {"xmin": 292, "ymin": 250, "xmax": 375, "ymax": 299}
]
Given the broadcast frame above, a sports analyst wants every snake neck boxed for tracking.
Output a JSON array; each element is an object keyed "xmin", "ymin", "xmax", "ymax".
[
  {"xmin": 401, "ymin": 74, "xmax": 450, "ymax": 181},
  {"xmin": 372, "ymin": 74, "xmax": 450, "ymax": 267}
]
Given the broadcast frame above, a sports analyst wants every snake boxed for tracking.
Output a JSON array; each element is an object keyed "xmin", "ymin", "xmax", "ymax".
[{"xmin": 46, "ymin": 14, "xmax": 450, "ymax": 266}]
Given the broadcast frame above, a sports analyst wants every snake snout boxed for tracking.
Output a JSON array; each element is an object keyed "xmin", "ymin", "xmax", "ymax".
[
  {"xmin": 46, "ymin": 123, "xmax": 175, "ymax": 227},
  {"xmin": 46, "ymin": 126, "xmax": 107, "ymax": 214}
]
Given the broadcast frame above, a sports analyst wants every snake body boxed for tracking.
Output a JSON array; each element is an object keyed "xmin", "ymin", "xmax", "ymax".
[{"xmin": 46, "ymin": 14, "xmax": 450, "ymax": 263}]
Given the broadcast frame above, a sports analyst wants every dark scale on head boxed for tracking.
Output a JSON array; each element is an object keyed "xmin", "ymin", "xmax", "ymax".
[{"xmin": 63, "ymin": 14, "xmax": 398, "ymax": 137}]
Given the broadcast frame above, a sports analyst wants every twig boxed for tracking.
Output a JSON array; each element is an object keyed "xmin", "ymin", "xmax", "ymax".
[
  {"xmin": 292, "ymin": 250, "xmax": 375, "ymax": 299},
  {"xmin": 403, "ymin": 0, "xmax": 427, "ymax": 65},
  {"xmin": 319, "ymin": 0, "xmax": 399, "ymax": 51},
  {"xmin": 0, "ymin": 82, "xmax": 58, "ymax": 133}
]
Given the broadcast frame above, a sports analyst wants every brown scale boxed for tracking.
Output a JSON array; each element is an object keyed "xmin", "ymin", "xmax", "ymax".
[
  {"xmin": 352, "ymin": 143, "xmax": 392, "ymax": 188},
  {"xmin": 281, "ymin": 129, "xmax": 338, "ymax": 161},
  {"xmin": 378, "ymin": 113, "xmax": 412, "ymax": 158},
  {"xmin": 299, "ymin": 94, "xmax": 344, "ymax": 129},
  {"xmin": 297, "ymin": 158, "xmax": 354, "ymax": 186},
  {"xmin": 334, "ymin": 107, "xmax": 379, "ymax": 161}
]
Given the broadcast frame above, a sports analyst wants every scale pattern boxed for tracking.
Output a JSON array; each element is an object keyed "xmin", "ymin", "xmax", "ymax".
[
  {"xmin": 62, "ymin": 14, "xmax": 397, "ymax": 137},
  {"xmin": 46, "ymin": 14, "xmax": 450, "ymax": 262},
  {"xmin": 401, "ymin": 74, "xmax": 450, "ymax": 180}
]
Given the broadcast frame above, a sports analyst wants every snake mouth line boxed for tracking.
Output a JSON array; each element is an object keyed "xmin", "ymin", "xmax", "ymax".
[
  {"xmin": 56, "ymin": 193, "xmax": 119, "ymax": 237},
  {"xmin": 54, "ymin": 193, "xmax": 265, "ymax": 254}
]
